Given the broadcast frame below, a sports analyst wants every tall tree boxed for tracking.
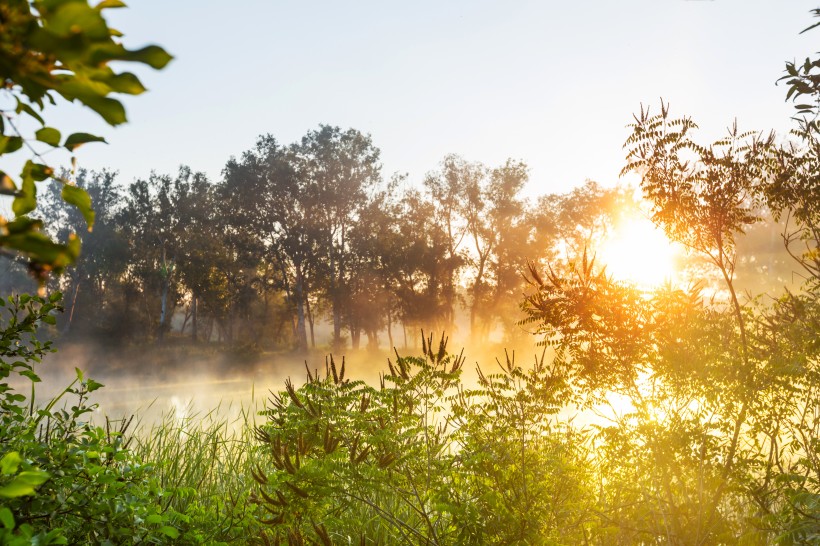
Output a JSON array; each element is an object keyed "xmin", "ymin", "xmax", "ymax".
[
  {"xmin": 462, "ymin": 159, "xmax": 529, "ymax": 342},
  {"xmin": 221, "ymin": 136, "xmax": 317, "ymax": 351},
  {"xmin": 422, "ymin": 155, "xmax": 471, "ymax": 333},
  {"xmin": 294, "ymin": 126, "xmax": 382, "ymax": 350}
]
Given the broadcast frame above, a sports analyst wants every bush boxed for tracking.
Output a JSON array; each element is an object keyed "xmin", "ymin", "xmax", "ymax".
[
  {"xmin": 0, "ymin": 293, "xmax": 182, "ymax": 544},
  {"xmin": 252, "ymin": 334, "xmax": 594, "ymax": 545}
]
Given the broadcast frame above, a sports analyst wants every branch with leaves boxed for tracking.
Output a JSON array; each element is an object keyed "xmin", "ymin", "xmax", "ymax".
[{"xmin": 0, "ymin": 0, "xmax": 171, "ymax": 283}]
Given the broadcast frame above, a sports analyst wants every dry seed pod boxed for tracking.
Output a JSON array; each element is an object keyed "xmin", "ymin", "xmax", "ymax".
[
  {"xmin": 284, "ymin": 379, "xmax": 304, "ymax": 409},
  {"xmin": 288, "ymin": 528, "xmax": 305, "ymax": 546},
  {"xmin": 354, "ymin": 446, "xmax": 370, "ymax": 464},
  {"xmin": 377, "ymin": 453, "xmax": 395, "ymax": 468},
  {"xmin": 251, "ymin": 465, "xmax": 269, "ymax": 485},
  {"xmin": 329, "ymin": 355, "xmax": 339, "ymax": 384},
  {"xmin": 311, "ymin": 522, "xmax": 332, "ymax": 546},
  {"xmin": 323, "ymin": 426, "xmax": 339, "ymax": 454},
  {"xmin": 359, "ymin": 393, "xmax": 370, "ymax": 413},
  {"xmin": 260, "ymin": 487, "xmax": 285, "ymax": 507},
  {"xmin": 255, "ymin": 427, "xmax": 271, "ymax": 444},
  {"xmin": 282, "ymin": 445, "xmax": 296, "ymax": 474},
  {"xmin": 349, "ymin": 436, "xmax": 359, "ymax": 462},
  {"xmin": 436, "ymin": 332, "xmax": 447, "ymax": 363},
  {"xmin": 297, "ymin": 432, "xmax": 308, "ymax": 456},
  {"xmin": 261, "ymin": 515, "xmax": 284, "ymax": 525},
  {"xmin": 285, "ymin": 481, "xmax": 309, "ymax": 498}
]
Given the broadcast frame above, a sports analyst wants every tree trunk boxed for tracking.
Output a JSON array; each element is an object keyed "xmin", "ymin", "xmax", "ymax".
[
  {"xmin": 366, "ymin": 329, "xmax": 378, "ymax": 351},
  {"xmin": 351, "ymin": 325, "xmax": 361, "ymax": 350},
  {"xmin": 63, "ymin": 280, "xmax": 81, "ymax": 335},
  {"xmin": 386, "ymin": 299, "xmax": 394, "ymax": 349},
  {"xmin": 305, "ymin": 294, "xmax": 316, "ymax": 349},
  {"xmin": 294, "ymin": 268, "xmax": 309, "ymax": 352},
  {"xmin": 191, "ymin": 292, "xmax": 198, "ymax": 342},
  {"xmin": 158, "ymin": 276, "xmax": 169, "ymax": 342}
]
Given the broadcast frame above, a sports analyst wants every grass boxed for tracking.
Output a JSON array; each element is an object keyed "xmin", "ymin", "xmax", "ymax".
[{"xmin": 130, "ymin": 401, "xmax": 265, "ymax": 544}]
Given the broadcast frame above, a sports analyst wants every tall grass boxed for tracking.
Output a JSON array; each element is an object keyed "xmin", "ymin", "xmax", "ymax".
[{"xmin": 132, "ymin": 401, "xmax": 264, "ymax": 544}]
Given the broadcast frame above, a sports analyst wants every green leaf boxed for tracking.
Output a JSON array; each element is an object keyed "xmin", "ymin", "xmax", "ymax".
[
  {"xmin": 64, "ymin": 132, "xmax": 107, "ymax": 151},
  {"xmin": 0, "ymin": 136, "xmax": 23, "ymax": 155},
  {"xmin": 16, "ymin": 470, "xmax": 49, "ymax": 487},
  {"xmin": 0, "ymin": 453, "xmax": 22, "ymax": 475},
  {"xmin": 35, "ymin": 127, "xmax": 62, "ymax": 147},
  {"xmin": 96, "ymin": 0, "xmax": 128, "ymax": 9},
  {"xmin": 24, "ymin": 161, "xmax": 54, "ymax": 182},
  {"xmin": 14, "ymin": 100, "xmax": 45, "ymax": 125},
  {"xmin": 145, "ymin": 514, "xmax": 163, "ymax": 524},
  {"xmin": 19, "ymin": 369, "xmax": 41, "ymax": 382},
  {"xmin": 86, "ymin": 378, "xmax": 104, "ymax": 392},
  {"xmin": 159, "ymin": 526, "xmax": 180, "ymax": 539},
  {"xmin": 3, "ymin": 217, "xmax": 44, "ymax": 236},
  {"xmin": 0, "ymin": 507, "xmax": 13, "ymax": 530},
  {"xmin": 0, "ymin": 231, "xmax": 79, "ymax": 271},
  {"xmin": 54, "ymin": 78, "xmax": 128, "ymax": 125},
  {"xmin": 12, "ymin": 175, "xmax": 36, "ymax": 218},
  {"xmin": 0, "ymin": 477, "xmax": 41, "ymax": 498},
  {"xmin": 100, "ymin": 71, "xmax": 146, "ymax": 95},
  {"xmin": 61, "ymin": 184, "xmax": 95, "ymax": 229},
  {"xmin": 123, "ymin": 45, "xmax": 173, "ymax": 69},
  {"xmin": 46, "ymin": 2, "xmax": 110, "ymax": 40}
]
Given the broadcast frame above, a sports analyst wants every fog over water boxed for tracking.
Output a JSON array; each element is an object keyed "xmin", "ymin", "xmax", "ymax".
[{"xmin": 26, "ymin": 334, "xmax": 550, "ymax": 428}]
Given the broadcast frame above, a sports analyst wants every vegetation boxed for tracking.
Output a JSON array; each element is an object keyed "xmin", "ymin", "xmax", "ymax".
[
  {"xmin": 2, "ymin": 3, "xmax": 820, "ymax": 546},
  {"xmin": 8, "ymin": 140, "xmax": 645, "ymax": 350},
  {"xmin": 0, "ymin": 0, "xmax": 170, "ymax": 280}
]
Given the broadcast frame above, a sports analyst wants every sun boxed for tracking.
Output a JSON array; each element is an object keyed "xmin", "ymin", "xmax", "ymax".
[{"xmin": 598, "ymin": 215, "xmax": 680, "ymax": 288}]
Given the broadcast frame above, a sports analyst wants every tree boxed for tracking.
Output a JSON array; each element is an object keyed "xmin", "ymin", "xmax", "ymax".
[
  {"xmin": 117, "ymin": 170, "xmax": 193, "ymax": 341},
  {"xmin": 294, "ymin": 125, "xmax": 382, "ymax": 350},
  {"xmin": 0, "ymin": 0, "xmax": 171, "ymax": 281},
  {"xmin": 422, "ymin": 156, "xmax": 471, "ymax": 333},
  {"xmin": 462, "ymin": 159, "xmax": 529, "ymax": 342},
  {"xmin": 40, "ymin": 169, "xmax": 129, "ymax": 335},
  {"xmin": 222, "ymin": 136, "xmax": 318, "ymax": 351}
]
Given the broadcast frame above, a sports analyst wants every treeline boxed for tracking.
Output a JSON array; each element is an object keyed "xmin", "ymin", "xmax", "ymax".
[{"xmin": 2, "ymin": 126, "xmax": 644, "ymax": 351}]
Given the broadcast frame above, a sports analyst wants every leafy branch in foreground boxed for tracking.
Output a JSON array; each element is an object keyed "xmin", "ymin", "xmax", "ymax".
[{"xmin": 0, "ymin": 0, "xmax": 171, "ymax": 281}]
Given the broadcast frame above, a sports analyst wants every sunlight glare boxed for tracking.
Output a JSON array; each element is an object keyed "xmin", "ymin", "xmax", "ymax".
[{"xmin": 598, "ymin": 216, "xmax": 679, "ymax": 288}]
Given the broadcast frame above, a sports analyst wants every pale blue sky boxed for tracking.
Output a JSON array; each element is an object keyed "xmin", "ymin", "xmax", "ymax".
[{"xmin": 32, "ymin": 1, "xmax": 820, "ymax": 196}]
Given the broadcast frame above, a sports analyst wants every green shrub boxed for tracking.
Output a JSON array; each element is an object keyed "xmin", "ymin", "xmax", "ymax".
[
  {"xmin": 0, "ymin": 293, "xmax": 181, "ymax": 544},
  {"xmin": 252, "ymin": 334, "xmax": 594, "ymax": 545}
]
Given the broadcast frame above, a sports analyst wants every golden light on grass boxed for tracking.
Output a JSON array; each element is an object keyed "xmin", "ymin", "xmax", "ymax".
[{"xmin": 598, "ymin": 214, "xmax": 680, "ymax": 288}]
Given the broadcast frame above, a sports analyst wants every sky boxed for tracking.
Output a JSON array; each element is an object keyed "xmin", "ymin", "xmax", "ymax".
[{"xmin": 19, "ymin": 0, "xmax": 820, "ymax": 198}]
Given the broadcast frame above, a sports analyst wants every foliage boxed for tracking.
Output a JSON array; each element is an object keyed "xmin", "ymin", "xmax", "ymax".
[
  {"xmin": 0, "ymin": 293, "xmax": 168, "ymax": 543},
  {"xmin": 132, "ymin": 405, "xmax": 265, "ymax": 544},
  {"xmin": 0, "ymin": 293, "xmax": 263, "ymax": 544},
  {"xmin": 0, "ymin": 0, "xmax": 170, "ymax": 280},
  {"xmin": 252, "ymin": 334, "xmax": 594, "ymax": 545}
]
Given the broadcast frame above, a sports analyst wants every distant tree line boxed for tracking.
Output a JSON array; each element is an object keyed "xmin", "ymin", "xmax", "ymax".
[{"xmin": 1, "ymin": 125, "xmax": 648, "ymax": 352}]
